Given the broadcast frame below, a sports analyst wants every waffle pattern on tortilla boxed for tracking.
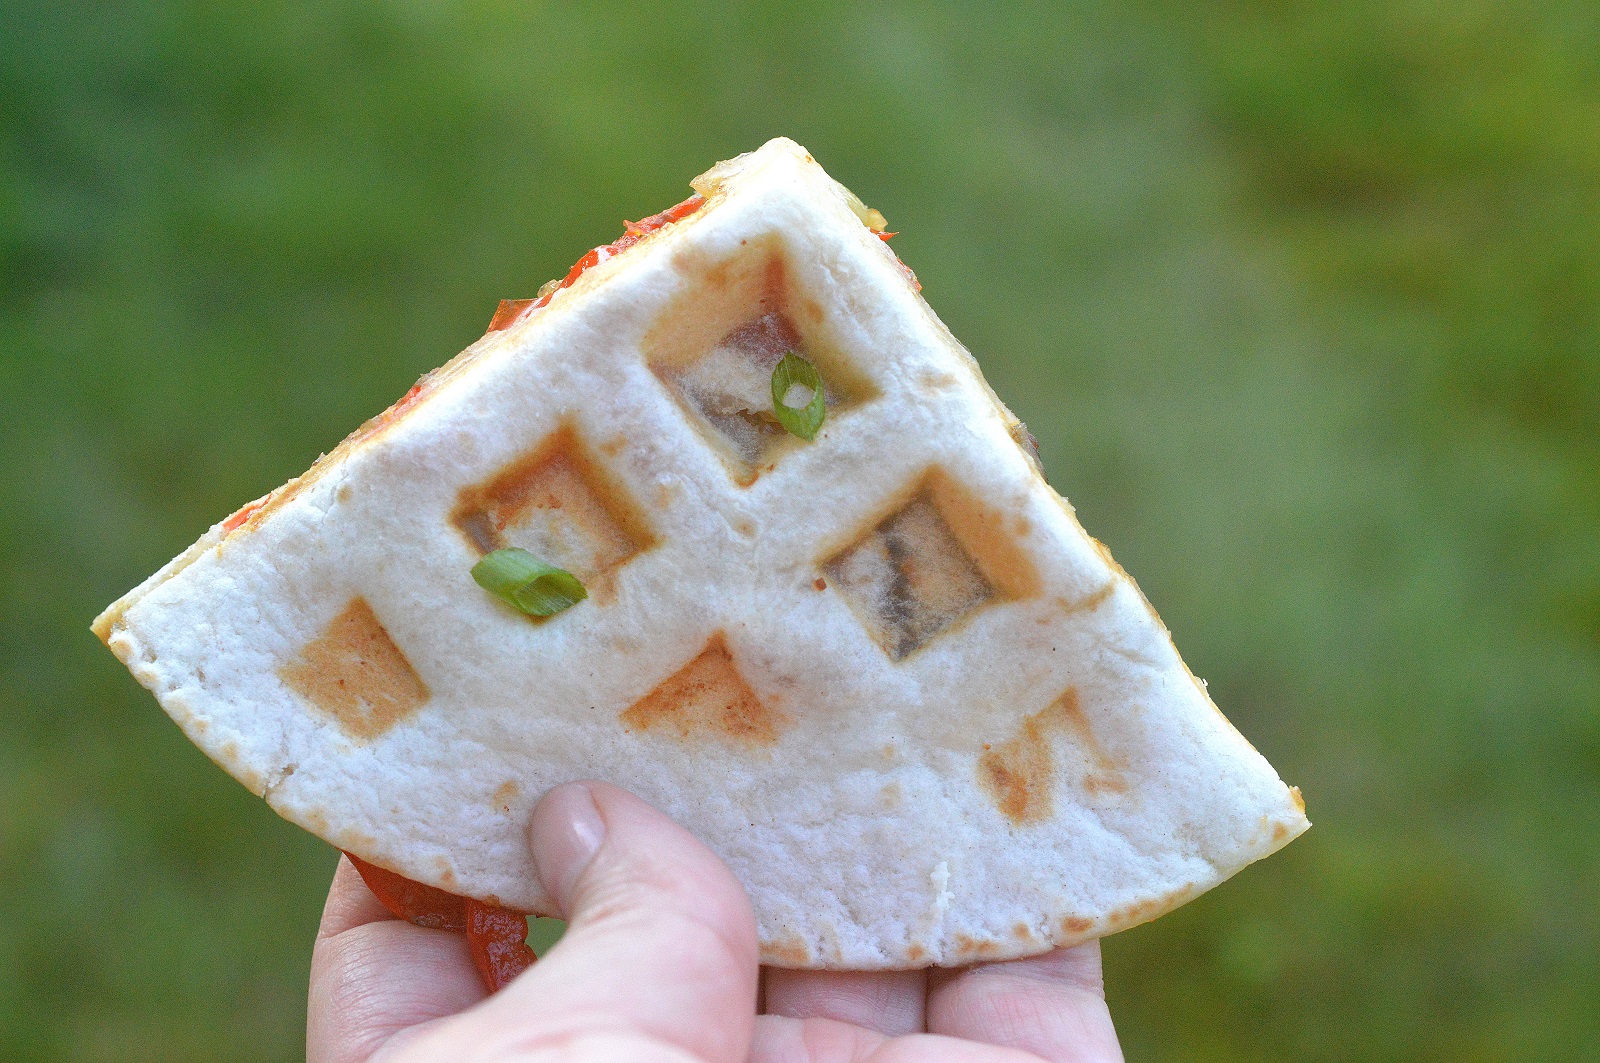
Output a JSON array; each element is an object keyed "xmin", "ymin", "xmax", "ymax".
[{"xmin": 94, "ymin": 138, "xmax": 1308, "ymax": 969}]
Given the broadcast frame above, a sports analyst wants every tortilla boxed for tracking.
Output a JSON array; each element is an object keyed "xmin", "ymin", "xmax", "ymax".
[{"xmin": 93, "ymin": 138, "xmax": 1308, "ymax": 970}]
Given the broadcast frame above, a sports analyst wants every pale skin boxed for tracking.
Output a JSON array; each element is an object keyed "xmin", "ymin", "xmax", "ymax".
[{"xmin": 308, "ymin": 782, "xmax": 1124, "ymax": 1063}]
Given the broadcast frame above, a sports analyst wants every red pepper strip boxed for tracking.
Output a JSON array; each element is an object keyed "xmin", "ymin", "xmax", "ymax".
[
  {"xmin": 621, "ymin": 193, "xmax": 706, "ymax": 240},
  {"xmin": 530, "ymin": 193, "xmax": 707, "ymax": 312},
  {"xmin": 555, "ymin": 247, "xmax": 604, "ymax": 293},
  {"xmin": 486, "ymin": 298, "xmax": 537, "ymax": 333},
  {"xmin": 465, "ymin": 898, "xmax": 536, "ymax": 991},
  {"xmin": 393, "ymin": 381, "xmax": 425, "ymax": 413},
  {"xmin": 346, "ymin": 852, "xmax": 465, "ymax": 930},
  {"xmin": 877, "ymin": 231, "xmax": 898, "ymax": 241},
  {"xmin": 345, "ymin": 853, "xmax": 536, "ymax": 992},
  {"xmin": 222, "ymin": 496, "xmax": 269, "ymax": 534}
]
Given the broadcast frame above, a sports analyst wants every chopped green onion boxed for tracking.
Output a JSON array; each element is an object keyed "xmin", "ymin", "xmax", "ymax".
[
  {"xmin": 526, "ymin": 916, "xmax": 567, "ymax": 956},
  {"xmin": 770, "ymin": 352, "xmax": 826, "ymax": 441},
  {"xmin": 471, "ymin": 548, "xmax": 587, "ymax": 617}
]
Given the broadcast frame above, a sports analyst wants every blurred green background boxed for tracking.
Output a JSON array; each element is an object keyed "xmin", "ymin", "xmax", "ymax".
[{"xmin": 3, "ymin": 1, "xmax": 1597, "ymax": 1059}]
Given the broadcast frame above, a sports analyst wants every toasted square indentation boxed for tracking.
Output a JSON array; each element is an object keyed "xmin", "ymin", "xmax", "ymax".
[
  {"xmin": 646, "ymin": 241, "xmax": 876, "ymax": 485},
  {"xmin": 280, "ymin": 597, "xmax": 430, "ymax": 739},
  {"xmin": 451, "ymin": 425, "xmax": 653, "ymax": 599},
  {"xmin": 978, "ymin": 686, "xmax": 1128, "ymax": 827},
  {"xmin": 620, "ymin": 633, "xmax": 788, "ymax": 747},
  {"xmin": 824, "ymin": 470, "xmax": 1040, "ymax": 660}
]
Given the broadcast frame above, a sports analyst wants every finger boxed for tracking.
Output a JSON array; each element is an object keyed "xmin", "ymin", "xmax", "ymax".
[
  {"xmin": 748, "ymin": 1014, "xmax": 887, "ymax": 1063},
  {"xmin": 466, "ymin": 782, "xmax": 760, "ymax": 1063},
  {"xmin": 315, "ymin": 855, "xmax": 395, "ymax": 939},
  {"xmin": 749, "ymin": 1015, "xmax": 1041, "ymax": 1063},
  {"xmin": 308, "ymin": 856, "xmax": 486, "ymax": 1063},
  {"xmin": 762, "ymin": 969, "xmax": 927, "ymax": 1036},
  {"xmin": 926, "ymin": 942, "xmax": 1122, "ymax": 1063}
]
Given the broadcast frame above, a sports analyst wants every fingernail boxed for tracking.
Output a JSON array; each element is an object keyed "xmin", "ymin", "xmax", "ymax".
[{"xmin": 529, "ymin": 782, "xmax": 606, "ymax": 912}]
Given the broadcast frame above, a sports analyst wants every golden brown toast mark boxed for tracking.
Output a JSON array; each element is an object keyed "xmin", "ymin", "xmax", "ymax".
[
  {"xmin": 492, "ymin": 781, "xmax": 520, "ymax": 812},
  {"xmin": 645, "ymin": 240, "xmax": 877, "ymax": 486},
  {"xmin": 90, "ymin": 604, "xmax": 123, "ymax": 645},
  {"xmin": 451, "ymin": 424, "xmax": 652, "ymax": 600},
  {"xmin": 1063, "ymin": 581, "xmax": 1116, "ymax": 616},
  {"xmin": 1008, "ymin": 420, "xmax": 1046, "ymax": 478},
  {"xmin": 763, "ymin": 934, "xmax": 812, "ymax": 966},
  {"xmin": 1105, "ymin": 883, "xmax": 1195, "ymax": 932},
  {"xmin": 620, "ymin": 634, "xmax": 788, "ymax": 747},
  {"xmin": 977, "ymin": 687, "xmax": 1126, "ymax": 826},
  {"xmin": 280, "ymin": 597, "xmax": 430, "ymax": 740},
  {"xmin": 824, "ymin": 469, "xmax": 1039, "ymax": 661},
  {"xmin": 335, "ymin": 828, "xmax": 379, "ymax": 855},
  {"xmin": 951, "ymin": 933, "xmax": 1003, "ymax": 959}
]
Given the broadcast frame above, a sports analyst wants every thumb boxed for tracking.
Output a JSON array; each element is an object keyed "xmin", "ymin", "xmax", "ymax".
[{"xmin": 479, "ymin": 782, "xmax": 760, "ymax": 1063}]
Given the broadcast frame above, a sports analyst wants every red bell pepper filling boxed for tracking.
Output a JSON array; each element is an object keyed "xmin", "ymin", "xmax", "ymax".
[
  {"xmin": 486, "ymin": 298, "xmax": 537, "ymax": 333},
  {"xmin": 486, "ymin": 193, "xmax": 708, "ymax": 336},
  {"xmin": 222, "ymin": 495, "xmax": 271, "ymax": 534},
  {"xmin": 544, "ymin": 193, "xmax": 707, "ymax": 305},
  {"xmin": 346, "ymin": 852, "xmax": 536, "ymax": 992},
  {"xmin": 393, "ymin": 382, "xmax": 425, "ymax": 412},
  {"xmin": 483, "ymin": 192, "xmax": 920, "ymax": 331},
  {"xmin": 464, "ymin": 898, "xmax": 537, "ymax": 991}
]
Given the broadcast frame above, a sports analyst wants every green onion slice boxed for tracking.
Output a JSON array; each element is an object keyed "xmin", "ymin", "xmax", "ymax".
[
  {"xmin": 471, "ymin": 548, "xmax": 587, "ymax": 617},
  {"xmin": 770, "ymin": 352, "xmax": 826, "ymax": 441},
  {"xmin": 525, "ymin": 916, "xmax": 567, "ymax": 956}
]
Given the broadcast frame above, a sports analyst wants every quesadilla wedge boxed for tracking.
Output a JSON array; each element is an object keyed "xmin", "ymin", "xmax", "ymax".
[{"xmin": 94, "ymin": 138, "xmax": 1308, "ymax": 975}]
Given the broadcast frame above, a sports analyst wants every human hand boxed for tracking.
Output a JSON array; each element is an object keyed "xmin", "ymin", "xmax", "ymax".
[{"xmin": 308, "ymin": 782, "xmax": 1123, "ymax": 1062}]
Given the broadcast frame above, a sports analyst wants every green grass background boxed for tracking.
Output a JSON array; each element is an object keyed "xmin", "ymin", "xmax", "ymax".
[{"xmin": 3, "ymin": 1, "xmax": 1597, "ymax": 1059}]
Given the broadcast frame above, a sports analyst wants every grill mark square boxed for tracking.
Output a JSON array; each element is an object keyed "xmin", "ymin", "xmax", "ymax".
[
  {"xmin": 620, "ymin": 633, "xmax": 788, "ymax": 747},
  {"xmin": 823, "ymin": 470, "xmax": 1040, "ymax": 661},
  {"xmin": 279, "ymin": 597, "xmax": 430, "ymax": 740},
  {"xmin": 450, "ymin": 425, "xmax": 653, "ymax": 601},
  {"xmin": 978, "ymin": 687, "xmax": 1129, "ymax": 826},
  {"xmin": 646, "ymin": 245, "xmax": 876, "ymax": 486}
]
